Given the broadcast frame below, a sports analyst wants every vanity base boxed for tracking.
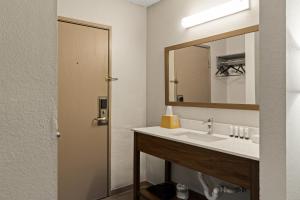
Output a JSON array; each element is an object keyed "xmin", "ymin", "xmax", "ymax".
[{"xmin": 134, "ymin": 131, "xmax": 259, "ymax": 200}]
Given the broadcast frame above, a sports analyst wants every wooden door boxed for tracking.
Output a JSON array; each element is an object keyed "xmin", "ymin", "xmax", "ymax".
[
  {"xmin": 175, "ymin": 46, "xmax": 211, "ymax": 102},
  {"xmin": 58, "ymin": 20, "xmax": 109, "ymax": 200}
]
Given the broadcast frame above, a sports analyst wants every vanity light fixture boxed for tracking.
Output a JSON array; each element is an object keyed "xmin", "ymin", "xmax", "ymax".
[{"xmin": 181, "ymin": 0, "xmax": 250, "ymax": 28}]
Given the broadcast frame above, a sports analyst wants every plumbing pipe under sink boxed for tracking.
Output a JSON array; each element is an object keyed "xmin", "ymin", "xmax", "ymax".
[{"xmin": 197, "ymin": 172, "xmax": 246, "ymax": 200}]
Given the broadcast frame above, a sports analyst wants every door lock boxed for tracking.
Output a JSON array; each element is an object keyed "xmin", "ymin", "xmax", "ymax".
[{"xmin": 94, "ymin": 97, "xmax": 108, "ymax": 126}]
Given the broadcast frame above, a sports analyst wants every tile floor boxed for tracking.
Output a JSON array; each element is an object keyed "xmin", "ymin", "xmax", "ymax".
[
  {"xmin": 103, "ymin": 191, "xmax": 133, "ymax": 200},
  {"xmin": 103, "ymin": 190, "xmax": 148, "ymax": 200}
]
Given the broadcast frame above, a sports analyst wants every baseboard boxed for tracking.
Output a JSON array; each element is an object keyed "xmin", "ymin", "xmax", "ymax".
[{"xmin": 109, "ymin": 181, "xmax": 150, "ymax": 196}]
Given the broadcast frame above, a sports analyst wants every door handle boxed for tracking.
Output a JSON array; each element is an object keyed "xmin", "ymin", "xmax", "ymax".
[
  {"xmin": 92, "ymin": 117, "xmax": 108, "ymax": 126},
  {"xmin": 93, "ymin": 117, "xmax": 107, "ymax": 122}
]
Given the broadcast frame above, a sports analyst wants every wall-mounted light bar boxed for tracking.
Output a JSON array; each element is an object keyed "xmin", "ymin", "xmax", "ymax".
[{"xmin": 181, "ymin": 0, "xmax": 250, "ymax": 28}]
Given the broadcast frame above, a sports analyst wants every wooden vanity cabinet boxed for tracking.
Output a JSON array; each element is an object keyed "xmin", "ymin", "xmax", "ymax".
[{"xmin": 133, "ymin": 131, "xmax": 259, "ymax": 200}]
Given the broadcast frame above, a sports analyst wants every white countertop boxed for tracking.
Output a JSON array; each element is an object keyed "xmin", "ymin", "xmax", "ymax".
[{"xmin": 133, "ymin": 127, "xmax": 259, "ymax": 161}]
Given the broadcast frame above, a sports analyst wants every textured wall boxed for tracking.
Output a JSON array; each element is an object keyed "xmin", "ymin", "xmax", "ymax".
[
  {"xmin": 287, "ymin": 0, "xmax": 300, "ymax": 199},
  {"xmin": 146, "ymin": 1, "xmax": 258, "ymax": 199},
  {"xmin": 260, "ymin": 0, "xmax": 286, "ymax": 199},
  {"xmin": 0, "ymin": 0, "xmax": 57, "ymax": 200},
  {"xmin": 58, "ymin": 0, "xmax": 147, "ymax": 190}
]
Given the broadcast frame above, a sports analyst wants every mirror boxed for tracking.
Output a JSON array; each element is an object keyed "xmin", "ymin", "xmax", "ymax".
[{"xmin": 165, "ymin": 26, "xmax": 259, "ymax": 110}]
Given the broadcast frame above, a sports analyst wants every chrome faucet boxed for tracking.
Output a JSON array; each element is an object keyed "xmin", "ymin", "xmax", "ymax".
[{"xmin": 203, "ymin": 118, "xmax": 214, "ymax": 135}]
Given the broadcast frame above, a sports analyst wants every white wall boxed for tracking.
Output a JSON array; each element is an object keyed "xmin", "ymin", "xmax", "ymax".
[
  {"xmin": 226, "ymin": 36, "xmax": 246, "ymax": 104},
  {"xmin": 210, "ymin": 40, "xmax": 228, "ymax": 103},
  {"xmin": 287, "ymin": 0, "xmax": 300, "ymax": 199},
  {"xmin": 245, "ymin": 33, "xmax": 256, "ymax": 104},
  {"xmin": 147, "ymin": 0, "xmax": 258, "ymax": 199},
  {"xmin": 169, "ymin": 51, "xmax": 175, "ymax": 101},
  {"xmin": 0, "ymin": 0, "xmax": 57, "ymax": 199},
  {"xmin": 260, "ymin": 0, "xmax": 286, "ymax": 199},
  {"xmin": 58, "ymin": 0, "xmax": 147, "ymax": 190}
]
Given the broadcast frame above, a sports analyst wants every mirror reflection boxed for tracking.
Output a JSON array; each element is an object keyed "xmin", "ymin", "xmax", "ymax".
[{"xmin": 168, "ymin": 32, "xmax": 259, "ymax": 105}]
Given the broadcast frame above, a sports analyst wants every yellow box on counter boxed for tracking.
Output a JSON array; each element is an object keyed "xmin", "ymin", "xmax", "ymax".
[{"xmin": 160, "ymin": 115, "xmax": 181, "ymax": 129}]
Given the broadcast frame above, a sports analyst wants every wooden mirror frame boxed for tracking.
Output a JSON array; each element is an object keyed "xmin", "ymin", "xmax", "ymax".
[{"xmin": 165, "ymin": 25, "xmax": 260, "ymax": 110}]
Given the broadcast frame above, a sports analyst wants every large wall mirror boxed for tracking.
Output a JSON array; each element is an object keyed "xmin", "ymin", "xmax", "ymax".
[{"xmin": 165, "ymin": 26, "xmax": 259, "ymax": 110}]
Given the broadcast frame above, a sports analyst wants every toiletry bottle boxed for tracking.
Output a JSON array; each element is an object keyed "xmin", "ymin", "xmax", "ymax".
[
  {"xmin": 244, "ymin": 127, "xmax": 250, "ymax": 140},
  {"xmin": 239, "ymin": 127, "xmax": 244, "ymax": 139},
  {"xmin": 234, "ymin": 126, "xmax": 239, "ymax": 138},
  {"xmin": 229, "ymin": 125, "xmax": 234, "ymax": 137}
]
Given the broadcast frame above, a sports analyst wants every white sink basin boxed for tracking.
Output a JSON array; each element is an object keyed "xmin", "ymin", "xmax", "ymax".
[{"xmin": 173, "ymin": 132, "xmax": 226, "ymax": 142}]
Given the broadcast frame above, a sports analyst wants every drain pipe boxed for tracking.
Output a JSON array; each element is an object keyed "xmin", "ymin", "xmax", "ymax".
[
  {"xmin": 198, "ymin": 172, "xmax": 220, "ymax": 200},
  {"xmin": 197, "ymin": 172, "xmax": 245, "ymax": 200}
]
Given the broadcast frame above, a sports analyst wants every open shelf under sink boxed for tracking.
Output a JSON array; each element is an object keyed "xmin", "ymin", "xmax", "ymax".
[{"xmin": 139, "ymin": 184, "xmax": 207, "ymax": 200}]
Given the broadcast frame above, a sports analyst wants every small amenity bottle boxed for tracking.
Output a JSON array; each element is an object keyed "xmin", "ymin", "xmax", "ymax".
[{"xmin": 176, "ymin": 183, "xmax": 189, "ymax": 200}]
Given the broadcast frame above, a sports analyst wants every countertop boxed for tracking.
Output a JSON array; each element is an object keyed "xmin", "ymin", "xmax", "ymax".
[{"xmin": 133, "ymin": 126, "xmax": 259, "ymax": 161}]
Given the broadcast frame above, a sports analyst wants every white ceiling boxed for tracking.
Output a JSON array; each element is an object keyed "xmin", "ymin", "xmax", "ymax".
[{"xmin": 128, "ymin": 0, "xmax": 160, "ymax": 7}]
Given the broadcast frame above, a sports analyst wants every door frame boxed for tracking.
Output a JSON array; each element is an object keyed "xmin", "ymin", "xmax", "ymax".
[{"xmin": 57, "ymin": 16, "xmax": 112, "ymax": 197}]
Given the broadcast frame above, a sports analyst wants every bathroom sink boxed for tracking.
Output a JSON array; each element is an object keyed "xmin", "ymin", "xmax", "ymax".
[{"xmin": 173, "ymin": 132, "xmax": 226, "ymax": 142}]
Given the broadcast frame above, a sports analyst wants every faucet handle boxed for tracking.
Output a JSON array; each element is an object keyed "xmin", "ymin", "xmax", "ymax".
[
  {"xmin": 202, "ymin": 118, "xmax": 214, "ymax": 135},
  {"xmin": 203, "ymin": 117, "xmax": 214, "ymax": 124}
]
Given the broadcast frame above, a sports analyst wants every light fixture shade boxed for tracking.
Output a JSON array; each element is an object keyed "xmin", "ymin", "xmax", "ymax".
[{"xmin": 181, "ymin": 0, "xmax": 250, "ymax": 28}]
